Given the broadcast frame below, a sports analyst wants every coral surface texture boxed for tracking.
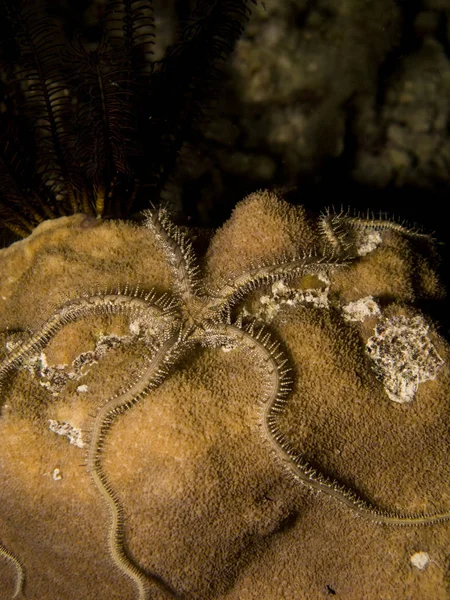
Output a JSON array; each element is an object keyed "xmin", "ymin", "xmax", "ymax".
[{"xmin": 0, "ymin": 191, "xmax": 449, "ymax": 600}]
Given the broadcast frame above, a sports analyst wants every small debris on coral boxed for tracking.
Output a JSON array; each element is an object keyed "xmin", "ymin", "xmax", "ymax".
[
  {"xmin": 52, "ymin": 468, "xmax": 63, "ymax": 481},
  {"xmin": 48, "ymin": 420, "xmax": 85, "ymax": 448},
  {"xmin": 342, "ymin": 296, "xmax": 381, "ymax": 322},
  {"xmin": 20, "ymin": 334, "xmax": 136, "ymax": 397},
  {"xmin": 410, "ymin": 551, "xmax": 430, "ymax": 570},
  {"xmin": 355, "ymin": 229, "xmax": 383, "ymax": 256},
  {"xmin": 254, "ymin": 276, "xmax": 330, "ymax": 322}
]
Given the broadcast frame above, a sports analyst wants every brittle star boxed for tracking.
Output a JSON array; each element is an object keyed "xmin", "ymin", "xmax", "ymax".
[{"xmin": 1, "ymin": 206, "xmax": 449, "ymax": 600}]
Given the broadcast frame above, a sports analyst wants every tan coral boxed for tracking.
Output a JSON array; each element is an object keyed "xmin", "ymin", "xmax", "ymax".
[{"xmin": 0, "ymin": 191, "xmax": 449, "ymax": 600}]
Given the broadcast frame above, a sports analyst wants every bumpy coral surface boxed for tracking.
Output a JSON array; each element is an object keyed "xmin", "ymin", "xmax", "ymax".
[{"xmin": 0, "ymin": 191, "xmax": 449, "ymax": 600}]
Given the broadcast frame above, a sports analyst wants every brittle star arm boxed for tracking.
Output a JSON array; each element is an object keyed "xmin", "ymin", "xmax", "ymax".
[
  {"xmin": 205, "ymin": 322, "xmax": 450, "ymax": 526},
  {"xmin": 204, "ymin": 254, "xmax": 349, "ymax": 320},
  {"xmin": 319, "ymin": 209, "xmax": 435, "ymax": 255},
  {"xmin": 144, "ymin": 207, "xmax": 202, "ymax": 303},
  {"xmin": 0, "ymin": 542, "xmax": 25, "ymax": 599},
  {"xmin": 87, "ymin": 329, "xmax": 185, "ymax": 600},
  {"xmin": 0, "ymin": 291, "xmax": 177, "ymax": 385},
  {"xmin": 0, "ymin": 289, "xmax": 177, "ymax": 599}
]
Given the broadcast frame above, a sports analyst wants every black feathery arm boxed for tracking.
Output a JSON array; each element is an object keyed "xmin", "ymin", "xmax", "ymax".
[
  {"xmin": 104, "ymin": 0, "xmax": 155, "ymax": 82},
  {"xmin": 99, "ymin": 0, "xmax": 155, "ymax": 217},
  {"xmin": 5, "ymin": 0, "xmax": 82, "ymax": 215},
  {"xmin": 0, "ymin": 109, "xmax": 60, "ymax": 238},
  {"xmin": 69, "ymin": 33, "xmax": 143, "ymax": 218}
]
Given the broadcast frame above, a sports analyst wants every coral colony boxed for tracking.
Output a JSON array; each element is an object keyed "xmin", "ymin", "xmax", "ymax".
[{"xmin": 0, "ymin": 191, "xmax": 448, "ymax": 599}]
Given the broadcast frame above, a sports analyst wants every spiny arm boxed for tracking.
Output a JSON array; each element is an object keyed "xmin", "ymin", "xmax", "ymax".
[
  {"xmin": 144, "ymin": 207, "xmax": 202, "ymax": 303},
  {"xmin": 86, "ymin": 329, "xmax": 185, "ymax": 600},
  {"xmin": 206, "ymin": 322, "xmax": 450, "ymax": 527},
  {"xmin": 0, "ymin": 289, "xmax": 176, "ymax": 391},
  {"xmin": 0, "ymin": 541, "xmax": 25, "ymax": 598},
  {"xmin": 319, "ymin": 208, "xmax": 435, "ymax": 256},
  {"xmin": 205, "ymin": 253, "xmax": 349, "ymax": 320}
]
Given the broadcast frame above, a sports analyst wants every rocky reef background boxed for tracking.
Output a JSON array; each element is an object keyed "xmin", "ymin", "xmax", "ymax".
[{"xmin": 44, "ymin": 0, "xmax": 450, "ymax": 227}]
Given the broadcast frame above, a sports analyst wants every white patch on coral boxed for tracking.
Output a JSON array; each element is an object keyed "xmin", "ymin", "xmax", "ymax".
[
  {"xmin": 48, "ymin": 419, "xmax": 85, "ymax": 448},
  {"xmin": 129, "ymin": 319, "xmax": 141, "ymax": 335},
  {"xmin": 366, "ymin": 315, "xmax": 445, "ymax": 403},
  {"xmin": 317, "ymin": 273, "xmax": 331, "ymax": 286},
  {"xmin": 76, "ymin": 384, "xmax": 89, "ymax": 393},
  {"xmin": 342, "ymin": 296, "xmax": 381, "ymax": 322},
  {"xmin": 355, "ymin": 229, "xmax": 382, "ymax": 256},
  {"xmin": 20, "ymin": 333, "xmax": 136, "ymax": 397},
  {"xmin": 52, "ymin": 468, "xmax": 63, "ymax": 481},
  {"xmin": 297, "ymin": 288, "xmax": 329, "ymax": 308},
  {"xmin": 22, "ymin": 351, "xmax": 48, "ymax": 371},
  {"xmin": 255, "ymin": 276, "xmax": 330, "ymax": 323},
  {"xmin": 271, "ymin": 280, "xmax": 288, "ymax": 295},
  {"xmin": 410, "ymin": 552, "xmax": 430, "ymax": 570},
  {"xmin": 220, "ymin": 344, "xmax": 236, "ymax": 353}
]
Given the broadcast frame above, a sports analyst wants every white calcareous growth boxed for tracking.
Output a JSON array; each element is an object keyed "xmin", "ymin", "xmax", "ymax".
[
  {"xmin": 410, "ymin": 551, "xmax": 430, "ymax": 570},
  {"xmin": 256, "ymin": 276, "xmax": 330, "ymax": 322},
  {"xmin": 354, "ymin": 229, "xmax": 383, "ymax": 256},
  {"xmin": 48, "ymin": 419, "xmax": 85, "ymax": 448},
  {"xmin": 342, "ymin": 295, "xmax": 381, "ymax": 322},
  {"xmin": 52, "ymin": 468, "xmax": 63, "ymax": 481},
  {"xmin": 366, "ymin": 315, "xmax": 444, "ymax": 403}
]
